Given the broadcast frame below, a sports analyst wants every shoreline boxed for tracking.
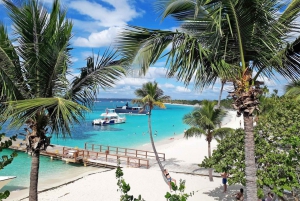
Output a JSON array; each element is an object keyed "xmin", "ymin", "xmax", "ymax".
[{"xmin": 8, "ymin": 110, "xmax": 243, "ymax": 201}]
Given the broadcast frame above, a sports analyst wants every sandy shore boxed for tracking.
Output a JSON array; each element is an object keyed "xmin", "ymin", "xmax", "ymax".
[{"xmin": 8, "ymin": 111, "xmax": 243, "ymax": 201}]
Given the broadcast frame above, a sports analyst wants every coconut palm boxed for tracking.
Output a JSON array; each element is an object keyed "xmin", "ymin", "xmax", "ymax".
[
  {"xmin": 285, "ymin": 81, "xmax": 300, "ymax": 99},
  {"xmin": 132, "ymin": 82, "xmax": 170, "ymax": 175},
  {"xmin": 183, "ymin": 100, "xmax": 232, "ymax": 181},
  {"xmin": 0, "ymin": 1, "xmax": 125, "ymax": 200},
  {"xmin": 117, "ymin": 0, "xmax": 300, "ymax": 198}
]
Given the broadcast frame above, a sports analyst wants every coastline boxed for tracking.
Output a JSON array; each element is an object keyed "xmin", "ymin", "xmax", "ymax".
[{"xmin": 8, "ymin": 110, "xmax": 243, "ymax": 201}]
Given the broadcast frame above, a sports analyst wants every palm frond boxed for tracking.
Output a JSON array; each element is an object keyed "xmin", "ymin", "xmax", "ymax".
[
  {"xmin": 184, "ymin": 127, "xmax": 205, "ymax": 139},
  {"xmin": 67, "ymin": 48, "xmax": 126, "ymax": 107},
  {"xmin": 212, "ymin": 127, "xmax": 235, "ymax": 142},
  {"xmin": 0, "ymin": 23, "xmax": 24, "ymax": 101},
  {"xmin": 2, "ymin": 97, "xmax": 89, "ymax": 137}
]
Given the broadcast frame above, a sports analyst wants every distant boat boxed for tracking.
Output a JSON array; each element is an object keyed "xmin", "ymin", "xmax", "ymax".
[
  {"xmin": 92, "ymin": 109, "xmax": 126, "ymax": 125},
  {"xmin": 115, "ymin": 103, "xmax": 149, "ymax": 115},
  {"xmin": 0, "ymin": 176, "xmax": 16, "ymax": 189}
]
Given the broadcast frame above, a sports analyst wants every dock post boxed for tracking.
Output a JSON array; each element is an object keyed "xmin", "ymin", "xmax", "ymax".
[
  {"xmin": 100, "ymin": 145, "xmax": 102, "ymax": 152},
  {"xmin": 116, "ymin": 147, "xmax": 118, "ymax": 154},
  {"xmin": 136, "ymin": 150, "xmax": 137, "ymax": 157},
  {"xmin": 84, "ymin": 143, "xmax": 87, "ymax": 150},
  {"xmin": 125, "ymin": 149, "xmax": 127, "ymax": 156},
  {"xmin": 146, "ymin": 152, "xmax": 147, "ymax": 159}
]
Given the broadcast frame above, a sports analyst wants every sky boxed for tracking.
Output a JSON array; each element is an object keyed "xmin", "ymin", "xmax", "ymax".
[{"xmin": 0, "ymin": 0, "xmax": 298, "ymax": 100}]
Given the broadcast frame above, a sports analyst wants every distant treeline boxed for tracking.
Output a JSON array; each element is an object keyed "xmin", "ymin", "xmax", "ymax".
[{"xmin": 165, "ymin": 99, "xmax": 233, "ymax": 109}]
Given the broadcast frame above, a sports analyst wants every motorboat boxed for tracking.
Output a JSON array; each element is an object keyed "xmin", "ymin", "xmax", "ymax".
[
  {"xmin": 92, "ymin": 109, "xmax": 126, "ymax": 125},
  {"xmin": 0, "ymin": 176, "xmax": 16, "ymax": 189},
  {"xmin": 115, "ymin": 102, "xmax": 149, "ymax": 115}
]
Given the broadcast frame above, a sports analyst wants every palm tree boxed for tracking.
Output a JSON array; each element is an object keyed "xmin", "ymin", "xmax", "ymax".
[
  {"xmin": 0, "ymin": 1, "xmax": 125, "ymax": 200},
  {"xmin": 285, "ymin": 81, "xmax": 300, "ymax": 99},
  {"xmin": 117, "ymin": 1, "xmax": 300, "ymax": 199},
  {"xmin": 132, "ymin": 82, "xmax": 170, "ymax": 176},
  {"xmin": 183, "ymin": 100, "xmax": 232, "ymax": 181}
]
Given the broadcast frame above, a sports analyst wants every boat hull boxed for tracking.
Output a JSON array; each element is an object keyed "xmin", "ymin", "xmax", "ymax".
[
  {"xmin": 92, "ymin": 118, "xmax": 126, "ymax": 125},
  {"xmin": 115, "ymin": 108, "xmax": 149, "ymax": 115}
]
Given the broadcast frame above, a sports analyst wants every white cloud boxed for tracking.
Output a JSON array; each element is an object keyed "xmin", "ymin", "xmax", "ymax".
[
  {"xmin": 116, "ymin": 77, "xmax": 150, "ymax": 86},
  {"xmin": 73, "ymin": 26, "xmax": 122, "ymax": 47},
  {"xmin": 175, "ymin": 86, "xmax": 191, "ymax": 93},
  {"xmin": 144, "ymin": 67, "xmax": 167, "ymax": 79},
  {"xmin": 70, "ymin": 57, "xmax": 78, "ymax": 63},
  {"xmin": 69, "ymin": 0, "xmax": 141, "ymax": 27},
  {"xmin": 162, "ymin": 83, "xmax": 175, "ymax": 88}
]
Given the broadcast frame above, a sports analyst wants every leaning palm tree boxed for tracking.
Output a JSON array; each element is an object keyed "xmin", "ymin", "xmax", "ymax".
[
  {"xmin": 132, "ymin": 82, "xmax": 170, "ymax": 175},
  {"xmin": 183, "ymin": 100, "xmax": 232, "ymax": 181},
  {"xmin": 117, "ymin": 0, "xmax": 300, "ymax": 199},
  {"xmin": 0, "ymin": 1, "xmax": 125, "ymax": 200}
]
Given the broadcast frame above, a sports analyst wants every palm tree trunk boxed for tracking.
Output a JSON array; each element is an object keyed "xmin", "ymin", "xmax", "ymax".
[
  {"xmin": 208, "ymin": 139, "xmax": 213, "ymax": 181},
  {"xmin": 148, "ymin": 110, "xmax": 164, "ymax": 172},
  {"xmin": 217, "ymin": 80, "xmax": 225, "ymax": 109},
  {"xmin": 29, "ymin": 150, "xmax": 40, "ymax": 201},
  {"xmin": 243, "ymin": 113, "xmax": 257, "ymax": 200}
]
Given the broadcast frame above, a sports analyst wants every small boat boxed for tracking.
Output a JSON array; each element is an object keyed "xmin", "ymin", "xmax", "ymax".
[
  {"xmin": 92, "ymin": 109, "xmax": 126, "ymax": 125},
  {"xmin": 0, "ymin": 176, "xmax": 16, "ymax": 189},
  {"xmin": 115, "ymin": 102, "xmax": 149, "ymax": 115}
]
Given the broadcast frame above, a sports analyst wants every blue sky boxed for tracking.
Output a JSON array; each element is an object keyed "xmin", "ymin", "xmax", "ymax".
[{"xmin": 0, "ymin": 0, "xmax": 295, "ymax": 100}]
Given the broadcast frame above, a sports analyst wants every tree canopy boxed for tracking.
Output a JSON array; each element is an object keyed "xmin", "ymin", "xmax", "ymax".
[{"xmin": 200, "ymin": 98, "xmax": 300, "ymax": 200}]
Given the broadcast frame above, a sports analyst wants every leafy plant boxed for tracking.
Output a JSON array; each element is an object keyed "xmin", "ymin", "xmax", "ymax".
[
  {"xmin": 200, "ymin": 97, "xmax": 300, "ymax": 200},
  {"xmin": 0, "ymin": 127, "xmax": 18, "ymax": 200},
  {"xmin": 115, "ymin": 164, "xmax": 144, "ymax": 201},
  {"xmin": 165, "ymin": 179, "xmax": 193, "ymax": 201}
]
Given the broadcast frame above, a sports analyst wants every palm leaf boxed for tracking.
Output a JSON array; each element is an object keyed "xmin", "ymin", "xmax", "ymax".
[
  {"xmin": 184, "ymin": 127, "xmax": 205, "ymax": 139},
  {"xmin": 2, "ymin": 97, "xmax": 89, "ymax": 136}
]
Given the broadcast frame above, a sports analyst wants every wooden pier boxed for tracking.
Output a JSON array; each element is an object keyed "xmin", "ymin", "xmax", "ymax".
[{"xmin": 9, "ymin": 139, "xmax": 165, "ymax": 169}]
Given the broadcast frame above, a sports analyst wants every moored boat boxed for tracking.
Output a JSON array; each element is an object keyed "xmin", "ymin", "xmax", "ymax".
[
  {"xmin": 92, "ymin": 109, "xmax": 126, "ymax": 125},
  {"xmin": 0, "ymin": 176, "xmax": 16, "ymax": 189},
  {"xmin": 115, "ymin": 102, "xmax": 149, "ymax": 115}
]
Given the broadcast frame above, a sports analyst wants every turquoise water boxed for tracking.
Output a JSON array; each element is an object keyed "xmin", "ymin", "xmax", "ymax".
[{"xmin": 0, "ymin": 100, "xmax": 194, "ymax": 191}]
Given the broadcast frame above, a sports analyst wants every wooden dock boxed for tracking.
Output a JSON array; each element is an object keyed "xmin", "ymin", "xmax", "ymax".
[{"xmin": 9, "ymin": 139, "xmax": 165, "ymax": 169}]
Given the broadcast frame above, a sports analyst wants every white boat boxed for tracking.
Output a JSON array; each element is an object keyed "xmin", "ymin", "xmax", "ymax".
[
  {"xmin": 0, "ymin": 176, "xmax": 16, "ymax": 189},
  {"xmin": 92, "ymin": 109, "xmax": 126, "ymax": 125}
]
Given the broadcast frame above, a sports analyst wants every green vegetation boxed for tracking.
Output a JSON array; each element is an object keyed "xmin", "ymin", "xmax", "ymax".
[
  {"xmin": 115, "ymin": 163, "xmax": 192, "ymax": 201},
  {"xmin": 132, "ymin": 82, "xmax": 170, "ymax": 177},
  {"xmin": 0, "ymin": 127, "xmax": 17, "ymax": 200},
  {"xmin": 183, "ymin": 100, "xmax": 233, "ymax": 181},
  {"xmin": 201, "ymin": 98, "xmax": 300, "ymax": 200},
  {"xmin": 116, "ymin": 164, "xmax": 144, "ymax": 201},
  {"xmin": 0, "ymin": 0, "xmax": 125, "ymax": 200},
  {"xmin": 118, "ymin": 0, "xmax": 300, "ymax": 198}
]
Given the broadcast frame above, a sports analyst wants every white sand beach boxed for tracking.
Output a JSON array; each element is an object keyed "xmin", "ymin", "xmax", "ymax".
[{"xmin": 8, "ymin": 111, "xmax": 243, "ymax": 201}]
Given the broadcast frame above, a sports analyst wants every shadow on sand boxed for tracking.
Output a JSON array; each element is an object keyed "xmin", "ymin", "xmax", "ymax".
[{"xmin": 203, "ymin": 185, "xmax": 244, "ymax": 201}]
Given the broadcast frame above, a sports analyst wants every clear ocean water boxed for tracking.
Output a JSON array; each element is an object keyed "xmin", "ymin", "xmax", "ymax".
[{"xmin": 0, "ymin": 99, "xmax": 194, "ymax": 192}]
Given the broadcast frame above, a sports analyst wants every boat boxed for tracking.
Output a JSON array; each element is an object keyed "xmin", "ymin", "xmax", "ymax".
[
  {"xmin": 92, "ymin": 109, "xmax": 126, "ymax": 125},
  {"xmin": 115, "ymin": 102, "xmax": 149, "ymax": 115},
  {"xmin": 0, "ymin": 176, "xmax": 16, "ymax": 189}
]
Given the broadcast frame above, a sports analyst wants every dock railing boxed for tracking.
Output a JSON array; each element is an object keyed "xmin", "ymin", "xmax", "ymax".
[{"xmin": 84, "ymin": 143, "xmax": 165, "ymax": 162}]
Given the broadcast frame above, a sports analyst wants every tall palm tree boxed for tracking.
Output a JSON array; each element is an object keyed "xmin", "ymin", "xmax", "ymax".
[
  {"xmin": 132, "ymin": 82, "xmax": 170, "ymax": 176},
  {"xmin": 0, "ymin": 1, "xmax": 125, "ymax": 200},
  {"xmin": 117, "ymin": 0, "xmax": 300, "ymax": 199},
  {"xmin": 183, "ymin": 100, "xmax": 232, "ymax": 181}
]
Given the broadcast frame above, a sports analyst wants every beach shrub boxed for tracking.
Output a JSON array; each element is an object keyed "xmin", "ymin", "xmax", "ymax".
[
  {"xmin": 0, "ymin": 127, "xmax": 18, "ymax": 200},
  {"xmin": 115, "ymin": 164, "xmax": 145, "ymax": 201},
  {"xmin": 200, "ymin": 98, "xmax": 300, "ymax": 200},
  {"xmin": 165, "ymin": 179, "xmax": 193, "ymax": 201}
]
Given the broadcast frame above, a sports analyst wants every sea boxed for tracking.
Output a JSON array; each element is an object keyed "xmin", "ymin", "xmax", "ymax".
[{"xmin": 0, "ymin": 99, "xmax": 194, "ymax": 192}]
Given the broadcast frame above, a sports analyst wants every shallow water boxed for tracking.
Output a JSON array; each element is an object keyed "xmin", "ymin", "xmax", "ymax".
[{"xmin": 0, "ymin": 99, "xmax": 194, "ymax": 191}]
